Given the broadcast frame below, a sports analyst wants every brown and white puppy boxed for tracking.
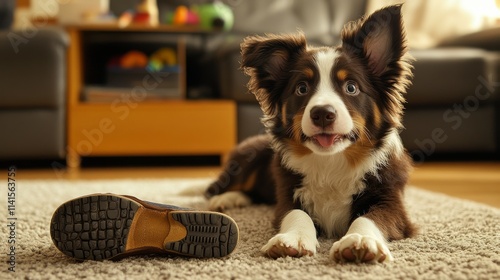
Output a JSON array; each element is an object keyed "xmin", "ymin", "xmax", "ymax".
[{"xmin": 205, "ymin": 5, "xmax": 416, "ymax": 263}]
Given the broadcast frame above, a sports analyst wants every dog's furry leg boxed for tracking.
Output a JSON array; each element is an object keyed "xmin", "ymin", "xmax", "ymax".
[
  {"xmin": 330, "ymin": 217, "xmax": 392, "ymax": 263},
  {"xmin": 261, "ymin": 209, "xmax": 319, "ymax": 258},
  {"xmin": 205, "ymin": 134, "xmax": 276, "ymax": 211},
  {"xmin": 208, "ymin": 191, "xmax": 252, "ymax": 211}
]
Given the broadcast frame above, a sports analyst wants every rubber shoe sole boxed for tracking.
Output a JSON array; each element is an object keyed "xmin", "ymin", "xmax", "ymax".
[{"xmin": 50, "ymin": 194, "xmax": 239, "ymax": 261}]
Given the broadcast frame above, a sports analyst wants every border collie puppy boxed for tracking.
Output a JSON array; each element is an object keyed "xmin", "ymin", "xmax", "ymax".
[{"xmin": 205, "ymin": 5, "xmax": 416, "ymax": 263}]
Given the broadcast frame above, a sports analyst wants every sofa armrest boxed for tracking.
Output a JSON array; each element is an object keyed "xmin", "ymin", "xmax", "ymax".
[{"xmin": 0, "ymin": 27, "xmax": 69, "ymax": 109}]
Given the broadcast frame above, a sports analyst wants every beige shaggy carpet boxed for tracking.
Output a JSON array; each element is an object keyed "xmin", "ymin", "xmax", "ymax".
[{"xmin": 3, "ymin": 178, "xmax": 500, "ymax": 279}]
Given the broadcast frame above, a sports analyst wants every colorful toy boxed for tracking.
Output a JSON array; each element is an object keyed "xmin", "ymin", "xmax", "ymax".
[
  {"xmin": 192, "ymin": 2, "xmax": 233, "ymax": 31},
  {"xmin": 148, "ymin": 48, "xmax": 177, "ymax": 71},
  {"xmin": 135, "ymin": 0, "xmax": 159, "ymax": 26},
  {"xmin": 171, "ymin": 6, "xmax": 188, "ymax": 25},
  {"xmin": 108, "ymin": 47, "xmax": 177, "ymax": 72},
  {"xmin": 166, "ymin": 2, "xmax": 233, "ymax": 31},
  {"xmin": 120, "ymin": 50, "xmax": 148, "ymax": 68},
  {"xmin": 117, "ymin": 0, "xmax": 159, "ymax": 27},
  {"xmin": 117, "ymin": 10, "xmax": 134, "ymax": 28},
  {"xmin": 167, "ymin": 5, "xmax": 200, "ymax": 26}
]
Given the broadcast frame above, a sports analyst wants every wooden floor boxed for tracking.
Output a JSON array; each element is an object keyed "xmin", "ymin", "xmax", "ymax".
[
  {"xmin": 5, "ymin": 162, "xmax": 500, "ymax": 208},
  {"xmin": 408, "ymin": 162, "xmax": 500, "ymax": 208}
]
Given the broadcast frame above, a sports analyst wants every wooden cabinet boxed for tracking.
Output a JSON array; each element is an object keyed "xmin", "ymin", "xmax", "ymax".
[{"xmin": 65, "ymin": 25, "xmax": 236, "ymax": 167}]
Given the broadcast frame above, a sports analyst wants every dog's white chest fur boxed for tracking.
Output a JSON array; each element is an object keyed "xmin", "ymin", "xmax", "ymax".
[
  {"xmin": 281, "ymin": 130, "xmax": 403, "ymax": 238},
  {"xmin": 284, "ymin": 152, "xmax": 366, "ymax": 238}
]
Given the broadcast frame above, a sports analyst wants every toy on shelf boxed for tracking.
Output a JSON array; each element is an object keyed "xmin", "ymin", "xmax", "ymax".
[
  {"xmin": 107, "ymin": 48, "xmax": 178, "ymax": 72},
  {"xmin": 166, "ymin": 1, "xmax": 234, "ymax": 31},
  {"xmin": 171, "ymin": 6, "xmax": 200, "ymax": 26},
  {"xmin": 118, "ymin": 0, "xmax": 159, "ymax": 27},
  {"xmin": 119, "ymin": 50, "xmax": 149, "ymax": 69},
  {"xmin": 148, "ymin": 48, "xmax": 178, "ymax": 71},
  {"xmin": 104, "ymin": 48, "xmax": 180, "ymax": 95},
  {"xmin": 193, "ymin": 2, "xmax": 233, "ymax": 31},
  {"xmin": 135, "ymin": 0, "xmax": 159, "ymax": 25}
]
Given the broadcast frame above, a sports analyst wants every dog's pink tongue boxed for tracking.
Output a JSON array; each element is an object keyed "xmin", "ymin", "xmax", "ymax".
[{"xmin": 314, "ymin": 134, "xmax": 336, "ymax": 148}]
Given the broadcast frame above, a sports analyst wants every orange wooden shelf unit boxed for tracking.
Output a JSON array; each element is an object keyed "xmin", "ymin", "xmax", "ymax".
[{"xmin": 65, "ymin": 26, "xmax": 236, "ymax": 167}]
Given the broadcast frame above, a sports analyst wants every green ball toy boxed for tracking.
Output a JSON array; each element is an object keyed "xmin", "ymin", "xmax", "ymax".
[{"xmin": 192, "ymin": 2, "xmax": 234, "ymax": 31}]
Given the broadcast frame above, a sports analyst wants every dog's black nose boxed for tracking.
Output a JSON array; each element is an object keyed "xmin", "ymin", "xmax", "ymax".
[{"xmin": 310, "ymin": 105, "xmax": 336, "ymax": 128}]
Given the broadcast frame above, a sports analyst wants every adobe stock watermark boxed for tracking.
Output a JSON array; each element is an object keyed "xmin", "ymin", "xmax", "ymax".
[
  {"xmin": 51, "ymin": 69, "xmax": 170, "ymax": 176},
  {"xmin": 410, "ymin": 75, "xmax": 499, "ymax": 164},
  {"xmin": 6, "ymin": 166, "xmax": 17, "ymax": 273}
]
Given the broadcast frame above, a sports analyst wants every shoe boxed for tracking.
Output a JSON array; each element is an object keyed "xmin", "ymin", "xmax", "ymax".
[{"xmin": 50, "ymin": 194, "xmax": 239, "ymax": 261}]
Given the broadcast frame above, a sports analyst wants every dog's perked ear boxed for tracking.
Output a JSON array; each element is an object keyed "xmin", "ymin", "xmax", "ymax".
[
  {"xmin": 341, "ymin": 4, "xmax": 407, "ymax": 77},
  {"xmin": 341, "ymin": 5, "xmax": 412, "ymax": 129},
  {"xmin": 240, "ymin": 33, "xmax": 307, "ymax": 116}
]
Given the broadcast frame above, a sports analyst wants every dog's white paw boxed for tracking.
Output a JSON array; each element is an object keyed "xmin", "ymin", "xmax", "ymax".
[
  {"xmin": 208, "ymin": 191, "xmax": 252, "ymax": 211},
  {"xmin": 330, "ymin": 233, "xmax": 393, "ymax": 263},
  {"xmin": 261, "ymin": 231, "xmax": 318, "ymax": 259}
]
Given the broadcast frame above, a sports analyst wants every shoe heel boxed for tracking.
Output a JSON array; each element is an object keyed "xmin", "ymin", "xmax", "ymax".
[{"xmin": 50, "ymin": 195, "xmax": 140, "ymax": 261}]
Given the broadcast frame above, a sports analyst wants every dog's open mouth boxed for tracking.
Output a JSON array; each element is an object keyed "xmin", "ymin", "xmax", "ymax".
[{"xmin": 311, "ymin": 133, "xmax": 347, "ymax": 148}]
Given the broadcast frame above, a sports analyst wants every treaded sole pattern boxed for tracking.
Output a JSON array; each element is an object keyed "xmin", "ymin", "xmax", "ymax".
[
  {"xmin": 50, "ymin": 195, "xmax": 139, "ymax": 261},
  {"xmin": 50, "ymin": 194, "xmax": 239, "ymax": 261},
  {"xmin": 166, "ymin": 212, "xmax": 239, "ymax": 258}
]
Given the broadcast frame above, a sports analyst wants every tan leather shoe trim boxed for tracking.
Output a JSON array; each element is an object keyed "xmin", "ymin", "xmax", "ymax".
[
  {"xmin": 164, "ymin": 212, "xmax": 188, "ymax": 244},
  {"xmin": 126, "ymin": 207, "xmax": 187, "ymax": 251}
]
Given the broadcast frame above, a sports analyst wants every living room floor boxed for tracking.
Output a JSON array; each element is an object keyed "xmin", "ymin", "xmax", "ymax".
[{"xmin": 9, "ymin": 161, "xmax": 500, "ymax": 209}]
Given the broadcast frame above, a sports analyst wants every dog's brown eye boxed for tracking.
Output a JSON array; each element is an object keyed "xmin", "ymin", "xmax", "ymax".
[
  {"xmin": 296, "ymin": 82, "xmax": 309, "ymax": 96},
  {"xmin": 344, "ymin": 81, "xmax": 359, "ymax": 95}
]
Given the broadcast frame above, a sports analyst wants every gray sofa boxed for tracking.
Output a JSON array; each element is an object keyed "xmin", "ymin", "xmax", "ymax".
[
  {"xmin": 207, "ymin": 0, "xmax": 500, "ymax": 160},
  {"xmin": 0, "ymin": 28, "xmax": 69, "ymax": 160}
]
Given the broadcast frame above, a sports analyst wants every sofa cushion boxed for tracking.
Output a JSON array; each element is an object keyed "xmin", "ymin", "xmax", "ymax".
[
  {"xmin": 0, "ymin": 108, "xmax": 66, "ymax": 159},
  {"xmin": 0, "ymin": 28, "xmax": 68, "ymax": 109},
  {"xmin": 407, "ymin": 48, "xmax": 499, "ymax": 106},
  {"xmin": 237, "ymin": 104, "xmax": 266, "ymax": 141},
  {"xmin": 401, "ymin": 105, "xmax": 497, "ymax": 157}
]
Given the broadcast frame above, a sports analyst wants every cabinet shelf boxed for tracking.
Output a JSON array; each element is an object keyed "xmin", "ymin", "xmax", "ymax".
[{"xmin": 65, "ymin": 27, "xmax": 236, "ymax": 167}]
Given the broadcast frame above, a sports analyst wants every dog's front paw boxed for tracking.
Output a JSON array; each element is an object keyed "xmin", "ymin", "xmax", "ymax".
[
  {"xmin": 330, "ymin": 233, "xmax": 393, "ymax": 263},
  {"xmin": 208, "ymin": 191, "xmax": 252, "ymax": 211},
  {"xmin": 261, "ymin": 231, "xmax": 318, "ymax": 259}
]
